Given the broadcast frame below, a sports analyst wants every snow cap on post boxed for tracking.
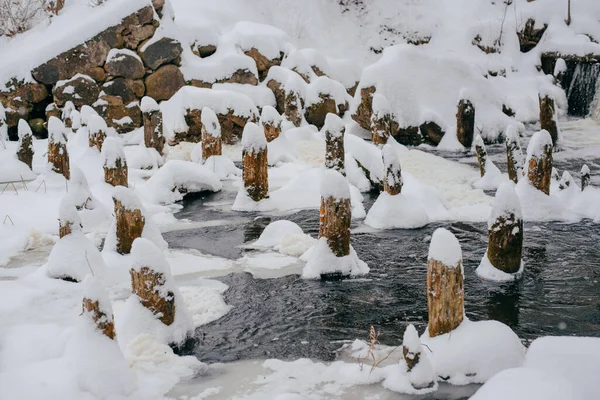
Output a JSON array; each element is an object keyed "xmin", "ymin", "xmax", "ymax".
[
  {"xmin": 140, "ymin": 96, "xmax": 160, "ymax": 113},
  {"xmin": 82, "ymin": 275, "xmax": 115, "ymax": 339},
  {"xmin": 260, "ymin": 105, "xmax": 282, "ymax": 142},
  {"xmin": 428, "ymin": 228, "xmax": 462, "ymax": 268},
  {"xmin": 201, "ymin": 107, "xmax": 221, "ymax": 138},
  {"xmin": 558, "ymin": 170, "xmax": 574, "ymax": 190},
  {"xmin": 131, "ymin": 237, "xmax": 170, "ymax": 275},
  {"xmin": 320, "ymin": 168, "xmax": 350, "ymax": 200},
  {"xmin": 59, "ymin": 195, "xmax": 83, "ymax": 238},
  {"xmin": 18, "ymin": 119, "xmax": 32, "ymax": 138},
  {"xmin": 525, "ymin": 130, "xmax": 553, "ymax": 195},
  {"xmin": 80, "ymin": 105, "xmax": 98, "ymax": 127},
  {"xmin": 48, "ymin": 116, "xmax": 66, "ymax": 143},
  {"xmin": 88, "ymin": 114, "xmax": 108, "ymax": 151},
  {"xmin": 242, "ymin": 122, "xmax": 267, "ymax": 153},
  {"xmin": 70, "ymin": 110, "xmax": 81, "ymax": 130},
  {"xmin": 324, "ymin": 113, "xmax": 345, "ymax": 174},
  {"xmin": 102, "ymin": 137, "xmax": 128, "ymax": 187},
  {"xmin": 489, "ymin": 182, "xmax": 522, "ymax": 229},
  {"xmin": 581, "ymin": 164, "xmax": 590, "ymax": 191}
]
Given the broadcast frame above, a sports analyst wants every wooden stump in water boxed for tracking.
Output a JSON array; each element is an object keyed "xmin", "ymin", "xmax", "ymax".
[
  {"xmin": 242, "ymin": 123, "xmax": 269, "ymax": 201},
  {"xmin": 456, "ymin": 98, "xmax": 475, "ymax": 148},
  {"xmin": 581, "ymin": 165, "xmax": 590, "ymax": 191},
  {"xmin": 141, "ymin": 97, "xmax": 165, "ymax": 156},
  {"xmin": 324, "ymin": 113, "xmax": 345, "ymax": 175},
  {"xmin": 319, "ymin": 195, "xmax": 351, "ymax": 257},
  {"xmin": 487, "ymin": 185, "xmax": 523, "ymax": 274},
  {"xmin": 539, "ymin": 94, "xmax": 558, "ymax": 145},
  {"xmin": 370, "ymin": 94, "xmax": 392, "ymax": 147},
  {"xmin": 382, "ymin": 143, "xmax": 402, "ymax": 195},
  {"xmin": 260, "ymin": 106, "xmax": 282, "ymax": 142},
  {"xmin": 427, "ymin": 228, "xmax": 464, "ymax": 338},
  {"xmin": 474, "ymin": 134, "xmax": 487, "ymax": 178},
  {"xmin": 506, "ymin": 126, "xmax": 524, "ymax": 183},
  {"xmin": 201, "ymin": 107, "xmax": 222, "ymax": 162},
  {"xmin": 526, "ymin": 130, "xmax": 553, "ymax": 195},
  {"xmin": 82, "ymin": 276, "xmax": 115, "ymax": 339},
  {"xmin": 113, "ymin": 189, "xmax": 145, "ymax": 255},
  {"xmin": 17, "ymin": 120, "xmax": 34, "ymax": 169},
  {"xmin": 48, "ymin": 117, "xmax": 70, "ymax": 180},
  {"xmin": 102, "ymin": 137, "xmax": 128, "ymax": 187},
  {"xmin": 130, "ymin": 266, "xmax": 175, "ymax": 326}
]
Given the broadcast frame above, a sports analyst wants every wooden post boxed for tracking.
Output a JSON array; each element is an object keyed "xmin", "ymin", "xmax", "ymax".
[
  {"xmin": 59, "ymin": 196, "xmax": 82, "ymax": 238},
  {"xmin": 88, "ymin": 115, "xmax": 108, "ymax": 152},
  {"xmin": 141, "ymin": 96, "xmax": 165, "ymax": 156},
  {"xmin": 552, "ymin": 167, "xmax": 560, "ymax": 183},
  {"xmin": 0, "ymin": 102, "xmax": 7, "ymax": 143},
  {"xmin": 581, "ymin": 165, "xmax": 590, "ymax": 191},
  {"xmin": 382, "ymin": 142, "xmax": 402, "ymax": 195},
  {"xmin": 324, "ymin": 113, "xmax": 345, "ymax": 175},
  {"xmin": 201, "ymin": 107, "xmax": 222, "ymax": 162},
  {"xmin": 526, "ymin": 130, "xmax": 553, "ymax": 195},
  {"xmin": 558, "ymin": 171, "xmax": 574, "ymax": 191},
  {"xmin": 284, "ymin": 80, "xmax": 303, "ymax": 127},
  {"xmin": 102, "ymin": 137, "xmax": 128, "ymax": 187},
  {"xmin": 319, "ymin": 169, "xmax": 351, "ymax": 258},
  {"xmin": 539, "ymin": 94, "xmax": 559, "ymax": 145},
  {"xmin": 506, "ymin": 125, "xmax": 524, "ymax": 183},
  {"xmin": 242, "ymin": 122, "xmax": 269, "ymax": 201},
  {"xmin": 69, "ymin": 166, "xmax": 94, "ymax": 210},
  {"xmin": 402, "ymin": 324, "xmax": 435, "ymax": 389},
  {"xmin": 17, "ymin": 119, "xmax": 34, "ymax": 169},
  {"xmin": 62, "ymin": 101, "xmax": 76, "ymax": 129},
  {"xmin": 402, "ymin": 324, "xmax": 422, "ymax": 372},
  {"xmin": 370, "ymin": 94, "xmax": 392, "ymax": 147},
  {"xmin": 487, "ymin": 182, "xmax": 523, "ymax": 274},
  {"xmin": 47, "ymin": 117, "xmax": 70, "ymax": 180},
  {"xmin": 112, "ymin": 187, "xmax": 145, "ymax": 255},
  {"xmin": 82, "ymin": 276, "xmax": 116, "ymax": 339},
  {"xmin": 130, "ymin": 238, "xmax": 176, "ymax": 326},
  {"xmin": 456, "ymin": 96, "xmax": 475, "ymax": 148},
  {"xmin": 260, "ymin": 105, "xmax": 282, "ymax": 142},
  {"xmin": 427, "ymin": 228, "xmax": 464, "ymax": 337},
  {"xmin": 474, "ymin": 134, "xmax": 487, "ymax": 178}
]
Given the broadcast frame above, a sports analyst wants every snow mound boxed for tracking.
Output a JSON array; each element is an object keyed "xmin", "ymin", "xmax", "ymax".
[
  {"xmin": 142, "ymin": 160, "xmax": 222, "ymax": 204},
  {"xmin": 249, "ymin": 220, "xmax": 317, "ymax": 257},
  {"xmin": 365, "ymin": 192, "xmax": 429, "ymax": 229},
  {"xmin": 302, "ymin": 237, "xmax": 368, "ymax": 279},
  {"xmin": 421, "ymin": 319, "xmax": 525, "ymax": 385},
  {"xmin": 476, "ymin": 252, "xmax": 524, "ymax": 282},
  {"xmin": 46, "ymin": 231, "xmax": 106, "ymax": 282},
  {"xmin": 0, "ymin": 152, "xmax": 36, "ymax": 182}
]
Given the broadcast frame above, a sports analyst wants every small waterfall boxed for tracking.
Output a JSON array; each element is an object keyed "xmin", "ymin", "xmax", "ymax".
[{"xmin": 563, "ymin": 62, "xmax": 600, "ymax": 117}]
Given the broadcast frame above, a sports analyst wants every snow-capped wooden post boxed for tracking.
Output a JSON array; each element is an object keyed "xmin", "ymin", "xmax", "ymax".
[
  {"xmin": 89, "ymin": 115, "xmax": 108, "ymax": 152},
  {"xmin": 382, "ymin": 143, "xmax": 402, "ymax": 195},
  {"xmin": 558, "ymin": 171, "xmax": 574, "ymax": 191},
  {"xmin": 102, "ymin": 137, "xmax": 128, "ymax": 187},
  {"xmin": 70, "ymin": 110, "xmax": 81, "ymax": 131},
  {"xmin": 506, "ymin": 125, "xmax": 524, "ymax": 183},
  {"xmin": 59, "ymin": 196, "xmax": 82, "ymax": 239},
  {"xmin": 0, "ymin": 103, "xmax": 7, "ymax": 143},
  {"xmin": 581, "ymin": 165, "xmax": 590, "ymax": 191},
  {"xmin": 552, "ymin": 167, "xmax": 560, "ymax": 183},
  {"xmin": 141, "ymin": 96, "xmax": 165, "ymax": 156},
  {"xmin": 402, "ymin": 324, "xmax": 435, "ymax": 390},
  {"xmin": 474, "ymin": 134, "xmax": 487, "ymax": 178},
  {"xmin": 130, "ymin": 238, "xmax": 176, "ymax": 326},
  {"xmin": 260, "ymin": 105, "xmax": 282, "ymax": 142},
  {"xmin": 539, "ymin": 94, "xmax": 558, "ymax": 145},
  {"xmin": 486, "ymin": 182, "xmax": 523, "ymax": 274},
  {"xmin": 112, "ymin": 187, "xmax": 145, "ymax": 255},
  {"xmin": 201, "ymin": 107, "xmax": 222, "ymax": 162},
  {"xmin": 284, "ymin": 78, "xmax": 304, "ymax": 127},
  {"xmin": 47, "ymin": 117, "xmax": 70, "ymax": 180},
  {"xmin": 62, "ymin": 101, "xmax": 76, "ymax": 129},
  {"xmin": 324, "ymin": 113, "xmax": 345, "ymax": 175},
  {"xmin": 242, "ymin": 122, "xmax": 269, "ymax": 201},
  {"xmin": 526, "ymin": 130, "xmax": 553, "ymax": 195},
  {"xmin": 17, "ymin": 120, "xmax": 34, "ymax": 169},
  {"xmin": 456, "ymin": 94, "xmax": 475, "ymax": 148},
  {"xmin": 319, "ymin": 169, "xmax": 351, "ymax": 258},
  {"xmin": 427, "ymin": 228, "xmax": 464, "ymax": 338},
  {"xmin": 370, "ymin": 94, "xmax": 392, "ymax": 147},
  {"xmin": 82, "ymin": 276, "xmax": 116, "ymax": 339}
]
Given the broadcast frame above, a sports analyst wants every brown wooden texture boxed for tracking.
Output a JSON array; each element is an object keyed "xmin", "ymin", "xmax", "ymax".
[
  {"xmin": 325, "ymin": 128, "xmax": 345, "ymax": 175},
  {"xmin": 130, "ymin": 266, "xmax": 175, "ymax": 326},
  {"xmin": 319, "ymin": 196, "xmax": 351, "ymax": 257},
  {"xmin": 104, "ymin": 158, "xmax": 128, "ymax": 187},
  {"xmin": 143, "ymin": 109, "xmax": 165, "ymax": 155},
  {"xmin": 48, "ymin": 139, "xmax": 70, "ymax": 179},
  {"xmin": 456, "ymin": 99, "xmax": 475, "ymax": 148},
  {"xmin": 82, "ymin": 298, "xmax": 116, "ymax": 339},
  {"xmin": 89, "ymin": 128, "xmax": 106, "ymax": 151},
  {"xmin": 201, "ymin": 129, "xmax": 222, "ymax": 162},
  {"xmin": 488, "ymin": 214, "xmax": 523, "ymax": 273},
  {"xmin": 475, "ymin": 140, "xmax": 487, "ymax": 178},
  {"xmin": 539, "ymin": 95, "xmax": 558, "ymax": 145},
  {"xmin": 17, "ymin": 132, "xmax": 34, "ymax": 169},
  {"xmin": 427, "ymin": 259, "xmax": 464, "ymax": 337},
  {"xmin": 263, "ymin": 120, "xmax": 281, "ymax": 142},
  {"xmin": 113, "ymin": 199, "xmax": 145, "ymax": 255},
  {"xmin": 371, "ymin": 113, "xmax": 390, "ymax": 147},
  {"xmin": 506, "ymin": 139, "xmax": 521, "ymax": 183},
  {"xmin": 243, "ymin": 147, "xmax": 269, "ymax": 201},
  {"xmin": 527, "ymin": 144, "xmax": 553, "ymax": 195}
]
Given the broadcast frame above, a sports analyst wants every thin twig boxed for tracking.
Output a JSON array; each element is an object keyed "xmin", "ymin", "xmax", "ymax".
[{"xmin": 3, "ymin": 215, "xmax": 14, "ymax": 225}]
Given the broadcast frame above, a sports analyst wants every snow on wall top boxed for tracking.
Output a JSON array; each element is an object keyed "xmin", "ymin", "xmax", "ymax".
[
  {"xmin": 140, "ymin": 96, "xmax": 160, "ymax": 113},
  {"xmin": 428, "ymin": 227, "xmax": 462, "ymax": 268},
  {"xmin": 160, "ymin": 86, "xmax": 259, "ymax": 141},
  {"xmin": 0, "ymin": 0, "xmax": 153, "ymax": 90},
  {"xmin": 353, "ymin": 45, "xmax": 512, "ymax": 140},
  {"xmin": 230, "ymin": 21, "xmax": 290, "ymax": 60},
  {"xmin": 106, "ymin": 48, "xmax": 143, "ymax": 64}
]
